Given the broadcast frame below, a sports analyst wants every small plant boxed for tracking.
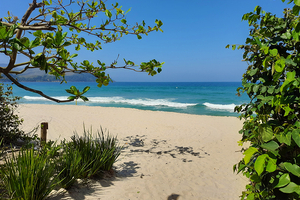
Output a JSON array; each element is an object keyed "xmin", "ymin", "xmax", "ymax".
[
  {"xmin": 56, "ymin": 127, "xmax": 121, "ymax": 189},
  {"xmin": 56, "ymin": 139, "xmax": 90, "ymax": 189},
  {"xmin": 65, "ymin": 86, "xmax": 90, "ymax": 105},
  {"xmin": 0, "ymin": 146, "xmax": 60, "ymax": 200},
  {"xmin": 70, "ymin": 127, "xmax": 121, "ymax": 178},
  {"xmin": 96, "ymin": 127, "xmax": 122, "ymax": 171}
]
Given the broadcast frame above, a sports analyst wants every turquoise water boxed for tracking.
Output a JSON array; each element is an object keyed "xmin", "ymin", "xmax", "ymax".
[{"xmin": 6, "ymin": 82, "xmax": 249, "ymax": 116}]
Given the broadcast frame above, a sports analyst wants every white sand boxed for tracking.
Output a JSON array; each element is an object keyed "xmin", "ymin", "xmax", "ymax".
[{"xmin": 17, "ymin": 104, "xmax": 248, "ymax": 200}]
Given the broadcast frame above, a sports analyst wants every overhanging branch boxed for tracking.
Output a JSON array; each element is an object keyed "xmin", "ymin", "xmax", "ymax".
[{"xmin": 3, "ymin": 73, "xmax": 73, "ymax": 103}]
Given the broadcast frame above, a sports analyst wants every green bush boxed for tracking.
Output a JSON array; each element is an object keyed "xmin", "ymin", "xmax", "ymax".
[
  {"xmin": 0, "ymin": 126, "xmax": 121, "ymax": 197},
  {"xmin": 68, "ymin": 127, "xmax": 121, "ymax": 178},
  {"xmin": 56, "ymin": 127, "xmax": 121, "ymax": 189},
  {"xmin": 56, "ymin": 139, "xmax": 90, "ymax": 189},
  {"xmin": 0, "ymin": 146, "xmax": 60, "ymax": 200},
  {"xmin": 0, "ymin": 83, "xmax": 24, "ymax": 145},
  {"xmin": 229, "ymin": 1, "xmax": 300, "ymax": 199}
]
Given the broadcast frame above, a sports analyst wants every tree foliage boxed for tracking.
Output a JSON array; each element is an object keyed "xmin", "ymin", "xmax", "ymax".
[
  {"xmin": 0, "ymin": 0, "xmax": 164, "ymax": 102},
  {"xmin": 228, "ymin": 0, "xmax": 300, "ymax": 199}
]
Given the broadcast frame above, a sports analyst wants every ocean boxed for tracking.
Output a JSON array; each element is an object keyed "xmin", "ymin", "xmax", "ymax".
[{"xmin": 6, "ymin": 82, "xmax": 249, "ymax": 117}]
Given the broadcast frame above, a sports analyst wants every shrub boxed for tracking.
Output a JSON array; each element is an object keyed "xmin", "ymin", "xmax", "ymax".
[
  {"xmin": 0, "ymin": 146, "xmax": 60, "ymax": 200},
  {"xmin": 69, "ymin": 127, "xmax": 121, "ymax": 178},
  {"xmin": 229, "ymin": 2, "xmax": 300, "ymax": 199},
  {"xmin": 0, "ymin": 83, "xmax": 24, "ymax": 145},
  {"xmin": 56, "ymin": 127, "xmax": 121, "ymax": 188},
  {"xmin": 56, "ymin": 139, "xmax": 90, "ymax": 189}
]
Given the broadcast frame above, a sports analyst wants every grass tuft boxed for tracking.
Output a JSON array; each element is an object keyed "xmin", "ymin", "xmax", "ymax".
[{"xmin": 0, "ymin": 146, "xmax": 60, "ymax": 200}]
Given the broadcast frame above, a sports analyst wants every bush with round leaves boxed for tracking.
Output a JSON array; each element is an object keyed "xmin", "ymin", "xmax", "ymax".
[{"xmin": 229, "ymin": 1, "xmax": 300, "ymax": 199}]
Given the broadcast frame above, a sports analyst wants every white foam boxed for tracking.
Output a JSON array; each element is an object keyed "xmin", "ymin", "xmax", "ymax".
[
  {"xmin": 89, "ymin": 97, "xmax": 197, "ymax": 108},
  {"xmin": 203, "ymin": 102, "xmax": 236, "ymax": 112},
  {"xmin": 23, "ymin": 96, "xmax": 70, "ymax": 101},
  {"xmin": 23, "ymin": 95, "xmax": 197, "ymax": 108}
]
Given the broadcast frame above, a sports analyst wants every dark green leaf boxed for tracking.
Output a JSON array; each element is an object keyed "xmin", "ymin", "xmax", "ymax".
[
  {"xmin": 67, "ymin": 96, "xmax": 76, "ymax": 100},
  {"xmin": 261, "ymin": 141, "xmax": 279, "ymax": 151},
  {"xmin": 80, "ymin": 96, "xmax": 89, "ymax": 102},
  {"xmin": 293, "ymin": 5, "xmax": 300, "ymax": 15},
  {"xmin": 292, "ymin": 129, "xmax": 300, "ymax": 147},
  {"xmin": 82, "ymin": 86, "xmax": 90, "ymax": 94},
  {"xmin": 259, "ymin": 125, "xmax": 273, "ymax": 142}
]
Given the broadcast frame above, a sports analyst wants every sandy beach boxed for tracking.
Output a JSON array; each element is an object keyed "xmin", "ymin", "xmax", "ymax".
[{"xmin": 16, "ymin": 104, "xmax": 248, "ymax": 200}]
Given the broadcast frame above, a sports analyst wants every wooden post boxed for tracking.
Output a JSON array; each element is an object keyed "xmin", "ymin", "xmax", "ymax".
[{"xmin": 41, "ymin": 122, "xmax": 48, "ymax": 143}]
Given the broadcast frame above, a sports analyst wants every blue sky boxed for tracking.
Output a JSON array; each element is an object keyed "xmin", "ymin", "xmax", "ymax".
[{"xmin": 0, "ymin": 0, "xmax": 293, "ymax": 82}]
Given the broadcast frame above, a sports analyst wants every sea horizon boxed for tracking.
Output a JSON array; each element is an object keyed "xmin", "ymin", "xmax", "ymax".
[{"xmin": 2, "ymin": 81, "xmax": 248, "ymax": 117}]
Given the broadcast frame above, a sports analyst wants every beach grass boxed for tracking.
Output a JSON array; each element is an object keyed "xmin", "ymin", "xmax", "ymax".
[
  {"xmin": 0, "ymin": 127, "xmax": 121, "ymax": 199},
  {"xmin": 0, "ymin": 146, "xmax": 59, "ymax": 200}
]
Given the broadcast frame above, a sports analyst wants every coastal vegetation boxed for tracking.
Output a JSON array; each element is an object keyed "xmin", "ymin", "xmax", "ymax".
[
  {"xmin": 0, "ymin": 0, "xmax": 163, "ymax": 103},
  {"xmin": 0, "ymin": 83, "xmax": 122, "ymax": 199},
  {"xmin": 0, "ymin": 83, "xmax": 27, "ymax": 145},
  {"xmin": 229, "ymin": 0, "xmax": 300, "ymax": 199},
  {"xmin": 0, "ymin": 130, "xmax": 121, "ymax": 199}
]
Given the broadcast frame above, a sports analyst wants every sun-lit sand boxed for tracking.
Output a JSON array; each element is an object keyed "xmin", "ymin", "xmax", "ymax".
[{"xmin": 17, "ymin": 104, "xmax": 248, "ymax": 200}]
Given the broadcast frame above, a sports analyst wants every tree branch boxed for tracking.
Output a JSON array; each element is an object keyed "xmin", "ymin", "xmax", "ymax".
[
  {"xmin": 3, "ymin": 72, "xmax": 73, "ymax": 103},
  {"xmin": 1, "ymin": 22, "xmax": 56, "ymax": 31},
  {"xmin": 6, "ymin": 0, "xmax": 46, "ymax": 73}
]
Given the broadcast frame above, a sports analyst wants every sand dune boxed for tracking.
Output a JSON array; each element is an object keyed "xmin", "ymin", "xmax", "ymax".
[{"xmin": 17, "ymin": 104, "xmax": 248, "ymax": 200}]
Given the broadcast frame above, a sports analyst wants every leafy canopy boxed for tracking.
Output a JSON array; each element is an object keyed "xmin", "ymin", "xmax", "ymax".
[{"xmin": 0, "ymin": 0, "xmax": 164, "ymax": 102}]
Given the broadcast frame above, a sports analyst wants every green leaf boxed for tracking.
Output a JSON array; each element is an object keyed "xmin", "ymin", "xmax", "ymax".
[
  {"xmin": 276, "ymin": 131, "xmax": 292, "ymax": 146},
  {"xmin": 249, "ymin": 68, "xmax": 258, "ymax": 76},
  {"xmin": 82, "ymin": 86, "xmax": 90, "ymax": 94},
  {"xmin": 283, "ymin": 162, "xmax": 300, "ymax": 177},
  {"xmin": 274, "ymin": 173, "xmax": 290, "ymax": 188},
  {"xmin": 274, "ymin": 58, "xmax": 285, "ymax": 73},
  {"xmin": 292, "ymin": 129, "xmax": 300, "ymax": 147},
  {"xmin": 266, "ymin": 157, "xmax": 277, "ymax": 172},
  {"xmin": 243, "ymin": 147, "xmax": 258, "ymax": 164},
  {"xmin": 67, "ymin": 96, "xmax": 76, "ymax": 100},
  {"xmin": 267, "ymin": 87, "xmax": 275, "ymax": 94},
  {"xmin": 261, "ymin": 86, "xmax": 267, "ymax": 93},
  {"xmin": 280, "ymin": 71, "xmax": 295, "ymax": 92},
  {"xmin": 105, "ymin": 10, "xmax": 112, "ymax": 18},
  {"xmin": 259, "ymin": 125, "xmax": 273, "ymax": 142},
  {"xmin": 254, "ymin": 37, "xmax": 262, "ymax": 47},
  {"xmin": 279, "ymin": 182, "xmax": 300, "ymax": 194},
  {"xmin": 254, "ymin": 154, "xmax": 267, "ymax": 175},
  {"xmin": 295, "ymin": 0, "xmax": 300, "ymax": 6},
  {"xmin": 293, "ymin": 5, "xmax": 300, "ymax": 15},
  {"xmin": 287, "ymin": 71, "xmax": 296, "ymax": 81},
  {"xmin": 121, "ymin": 19, "xmax": 127, "ymax": 24},
  {"xmin": 80, "ymin": 96, "xmax": 89, "ymax": 102},
  {"xmin": 246, "ymin": 193, "xmax": 255, "ymax": 200},
  {"xmin": 261, "ymin": 141, "xmax": 279, "ymax": 156},
  {"xmin": 281, "ymin": 32, "xmax": 292, "ymax": 39},
  {"xmin": 270, "ymin": 49, "xmax": 278, "ymax": 56},
  {"xmin": 253, "ymin": 85, "xmax": 260, "ymax": 93}
]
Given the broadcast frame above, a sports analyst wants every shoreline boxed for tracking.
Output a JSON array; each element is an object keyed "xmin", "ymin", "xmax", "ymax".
[{"xmin": 17, "ymin": 104, "xmax": 248, "ymax": 200}]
